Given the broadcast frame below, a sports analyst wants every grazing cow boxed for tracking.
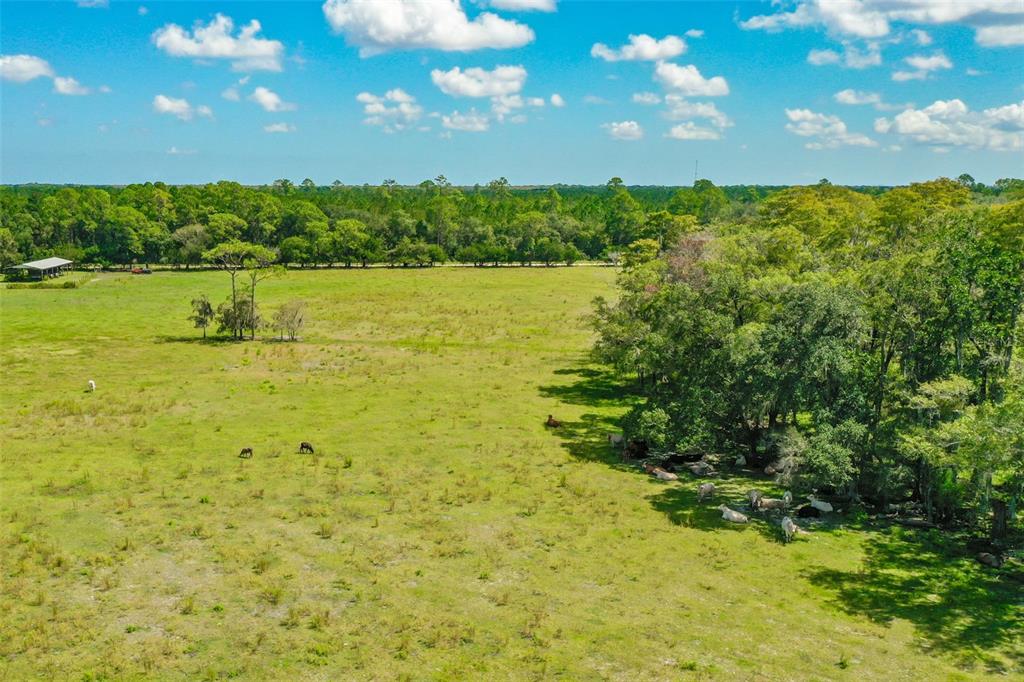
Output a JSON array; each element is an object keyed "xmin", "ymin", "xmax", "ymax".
[
  {"xmin": 238, "ymin": 447, "xmax": 253, "ymax": 459},
  {"xmin": 808, "ymin": 495, "xmax": 834, "ymax": 513},
  {"xmin": 718, "ymin": 505, "xmax": 748, "ymax": 523},
  {"xmin": 87, "ymin": 380, "xmax": 96, "ymax": 392},
  {"xmin": 780, "ymin": 516, "xmax": 799, "ymax": 543},
  {"xmin": 608, "ymin": 433, "xmax": 625, "ymax": 448},
  {"xmin": 299, "ymin": 441, "xmax": 315, "ymax": 454},
  {"xmin": 697, "ymin": 482, "xmax": 716, "ymax": 502},
  {"xmin": 796, "ymin": 505, "xmax": 821, "ymax": 519},
  {"xmin": 545, "ymin": 414, "xmax": 563, "ymax": 428},
  {"xmin": 977, "ymin": 552, "xmax": 1003, "ymax": 568}
]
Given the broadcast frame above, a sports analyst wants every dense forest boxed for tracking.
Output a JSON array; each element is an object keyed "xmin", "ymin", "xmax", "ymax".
[
  {"xmin": 2, "ymin": 175, "xmax": 1023, "ymax": 269},
  {"xmin": 590, "ymin": 176, "xmax": 1023, "ymax": 539}
]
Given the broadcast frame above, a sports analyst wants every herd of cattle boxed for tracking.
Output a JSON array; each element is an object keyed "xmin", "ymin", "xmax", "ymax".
[
  {"xmin": 547, "ymin": 415, "xmax": 832, "ymax": 543},
  {"xmin": 632, "ymin": 450, "xmax": 833, "ymax": 543}
]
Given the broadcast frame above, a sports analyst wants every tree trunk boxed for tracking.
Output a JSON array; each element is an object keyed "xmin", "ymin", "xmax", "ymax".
[
  {"xmin": 229, "ymin": 270, "xmax": 239, "ymax": 339},
  {"xmin": 992, "ymin": 499, "xmax": 1008, "ymax": 539},
  {"xmin": 250, "ymin": 277, "xmax": 257, "ymax": 341}
]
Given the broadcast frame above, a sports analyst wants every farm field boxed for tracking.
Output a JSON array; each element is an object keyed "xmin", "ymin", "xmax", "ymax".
[{"xmin": 0, "ymin": 268, "xmax": 1020, "ymax": 680}]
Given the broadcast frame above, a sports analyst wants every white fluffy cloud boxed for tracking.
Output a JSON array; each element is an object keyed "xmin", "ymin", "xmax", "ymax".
[
  {"xmin": 431, "ymin": 65, "xmax": 543, "ymax": 124},
  {"xmin": 488, "ymin": 0, "xmax": 555, "ymax": 11},
  {"xmin": 807, "ymin": 43, "xmax": 881, "ymax": 69},
  {"xmin": 874, "ymin": 98, "xmax": 1023, "ymax": 151},
  {"xmin": 784, "ymin": 108, "xmax": 876, "ymax": 149},
  {"xmin": 892, "ymin": 51, "xmax": 952, "ymax": 80},
  {"xmin": 322, "ymin": 0, "xmax": 534, "ymax": 56},
  {"xmin": 152, "ymin": 14, "xmax": 285, "ymax": 71},
  {"xmin": 685, "ymin": 29, "xmax": 704, "ymax": 38},
  {"xmin": 666, "ymin": 122, "xmax": 721, "ymax": 140},
  {"xmin": 834, "ymin": 89, "xmax": 881, "ymax": 106},
  {"xmin": 591, "ymin": 34, "xmax": 686, "ymax": 62},
  {"xmin": 431, "ymin": 65, "xmax": 526, "ymax": 97},
  {"xmin": 741, "ymin": 1, "xmax": 1024, "ymax": 48},
  {"xmin": 248, "ymin": 86, "xmax": 296, "ymax": 112},
  {"xmin": 221, "ymin": 76, "xmax": 251, "ymax": 101},
  {"xmin": 632, "ymin": 91, "xmax": 662, "ymax": 105},
  {"xmin": 603, "ymin": 120, "xmax": 643, "ymax": 140},
  {"xmin": 550, "ymin": 93, "xmax": 565, "ymax": 107},
  {"xmin": 490, "ymin": 94, "xmax": 543, "ymax": 122},
  {"xmin": 976, "ymin": 24, "xmax": 1024, "ymax": 47},
  {"xmin": 807, "ymin": 48, "xmax": 840, "ymax": 66},
  {"xmin": 0, "ymin": 55, "xmax": 92, "ymax": 95},
  {"xmin": 833, "ymin": 88, "xmax": 908, "ymax": 112},
  {"xmin": 53, "ymin": 76, "xmax": 90, "ymax": 96},
  {"xmin": 0, "ymin": 54, "xmax": 55, "ymax": 82},
  {"xmin": 441, "ymin": 109, "xmax": 490, "ymax": 132},
  {"xmin": 910, "ymin": 28, "xmax": 933, "ymax": 45},
  {"xmin": 264, "ymin": 122, "xmax": 295, "ymax": 133},
  {"xmin": 654, "ymin": 61, "xmax": 728, "ymax": 96},
  {"xmin": 152, "ymin": 94, "xmax": 213, "ymax": 121},
  {"xmin": 664, "ymin": 94, "xmax": 732, "ymax": 130},
  {"xmin": 357, "ymin": 88, "xmax": 424, "ymax": 131}
]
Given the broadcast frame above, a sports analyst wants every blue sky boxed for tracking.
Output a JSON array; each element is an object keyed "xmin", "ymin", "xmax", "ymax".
[{"xmin": 1, "ymin": 0, "xmax": 1022, "ymax": 185}]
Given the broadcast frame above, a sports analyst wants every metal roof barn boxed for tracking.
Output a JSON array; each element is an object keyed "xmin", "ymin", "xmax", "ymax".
[{"xmin": 12, "ymin": 257, "xmax": 74, "ymax": 279}]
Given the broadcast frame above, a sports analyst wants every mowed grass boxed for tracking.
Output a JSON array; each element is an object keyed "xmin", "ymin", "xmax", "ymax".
[{"xmin": 1, "ymin": 268, "xmax": 1020, "ymax": 681}]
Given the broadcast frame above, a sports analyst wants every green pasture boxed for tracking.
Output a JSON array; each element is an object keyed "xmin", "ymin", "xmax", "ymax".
[{"xmin": 0, "ymin": 268, "xmax": 1019, "ymax": 680}]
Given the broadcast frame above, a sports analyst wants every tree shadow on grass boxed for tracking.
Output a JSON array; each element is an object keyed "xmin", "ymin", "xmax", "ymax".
[
  {"xmin": 804, "ymin": 528, "xmax": 1024, "ymax": 674},
  {"xmin": 543, "ymin": 365, "xmax": 639, "ymax": 410},
  {"xmin": 153, "ymin": 334, "xmax": 241, "ymax": 345},
  {"xmin": 539, "ymin": 363, "xmax": 639, "ymax": 471},
  {"xmin": 539, "ymin": 360, "xmax": 1024, "ymax": 672}
]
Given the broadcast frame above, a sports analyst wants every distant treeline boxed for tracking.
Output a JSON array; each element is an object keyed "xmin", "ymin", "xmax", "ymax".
[{"xmin": 1, "ymin": 175, "xmax": 1022, "ymax": 269}]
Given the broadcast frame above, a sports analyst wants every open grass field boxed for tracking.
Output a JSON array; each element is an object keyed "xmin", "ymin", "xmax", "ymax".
[{"xmin": 1, "ymin": 268, "xmax": 1021, "ymax": 681}]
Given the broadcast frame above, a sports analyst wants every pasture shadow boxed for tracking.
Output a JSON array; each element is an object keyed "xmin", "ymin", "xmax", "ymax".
[
  {"xmin": 645, "ymin": 479, "xmax": 833, "ymax": 544},
  {"xmin": 541, "ymin": 365, "xmax": 637, "ymax": 410},
  {"xmin": 540, "ymin": 361, "xmax": 1024, "ymax": 671},
  {"xmin": 154, "ymin": 334, "xmax": 242, "ymax": 345},
  {"xmin": 804, "ymin": 528, "xmax": 1024, "ymax": 674},
  {"xmin": 539, "ymin": 363, "xmax": 638, "ymax": 470}
]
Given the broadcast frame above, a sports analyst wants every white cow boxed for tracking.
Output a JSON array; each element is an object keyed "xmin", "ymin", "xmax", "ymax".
[
  {"xmin": 780, "ymin": 516, "xmax": 799, "ymax": 543},
  {"xmin": 718, "ymin": 505, "xmax": 748, "ymax": 523},
  {"xmin": 808, "ymin": 495, "xmax": 834, "ymax": 513},
  {"xmin": 608, "ymin": 433, "xmax": 625, "ymax": 448},
  {"xmin": 697, "ymin": 482, "xmax": 715, "ymax": 502},
  {"xmin": 87, "ymin": 380, "xmax": 96, "ymax": 392}
]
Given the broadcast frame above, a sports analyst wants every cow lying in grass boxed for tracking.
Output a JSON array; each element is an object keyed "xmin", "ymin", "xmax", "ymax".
[
  {"xmin": 718, "ymin": 505, "xmax": 748, "ymax": 523},
  {"xmin": 643, "ymin": 462, "xmax": 678, "ymax": 481},
  {"xmin": 545, "ymin": 414, "xmax": 563, "ymax": 428}
]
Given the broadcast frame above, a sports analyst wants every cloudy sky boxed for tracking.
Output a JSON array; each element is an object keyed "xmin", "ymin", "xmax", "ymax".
[{"xmin": 1, "ymin": 0, "xmax": 1022, "ymax": 185}]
